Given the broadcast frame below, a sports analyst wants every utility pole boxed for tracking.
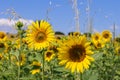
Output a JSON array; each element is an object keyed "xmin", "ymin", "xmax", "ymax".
[
  {"xmin": 72, "ymin": 0, "xmax": 80, "ymax": 32},
  {"xmin": 46, "ymin": 1, "xmax": 52, "ymax": 21},
  {"xmin": 113, "ymin": 23, "xmax": 116, "ymax": 40},
  {"xmin": 86, "ymin": 0, "xmax": 93, "ymax": 33}
]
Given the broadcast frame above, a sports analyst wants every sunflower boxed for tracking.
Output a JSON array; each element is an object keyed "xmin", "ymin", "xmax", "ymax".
[
  {"xmin": 30, "ymin": 69, "xmax": 40, "ymax": 75},
  {"xmin": 30, "ymin": 61, "xmax": 41, "ymax": 75},
  {"xmin": 0, "ymin": 41, "xmax": 8, "ymax": 53},
  {"xmin": 101, "ymin": 30, "xmax": 112, "ymax": 42},
  {"xmin": 45, "ymin": 50, "xmax": 55, "ymax": 62},
  {"xmin": 26, "ymin": 20, "xmax": 55, "ymax": 50},
  {"xmin": 48, "ymin": 41, "xmax": 59, "ymax": 53},
  {"xmin": 16, "ymin": 53, "xmax": 26, "ymax": 66},
  {"xmin": 93, "ymin": 40, "xmax": 105, "ymax": 49},
  {"xmin": 73, "ymin": 32, "xmax": 81, "ymax": 36},
  {"xmin": 92, "ymin": 32, "xmax": 101, "ymax": 43},
  {"xmin": 115, "ymin": 47, "xmax": 120, "ymax": 55},
  {"xmin": 31, "ymin": 61, "xmax": 41, "ymax": 66},
  {"xmin": 0, "ymin": 53, "xmax": 3, "ymax": 60},
  {"xmin": 58, "ymin": 35, "xmax": 94, "ymax": 73},
  {"xmin": 0, "ymin": 31, "xmax": 7, "ymax": 41}
]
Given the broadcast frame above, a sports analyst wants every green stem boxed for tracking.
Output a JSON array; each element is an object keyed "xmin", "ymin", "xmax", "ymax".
[
  {"xmin": 42, "ymin": 52, "xmax": 45, "ymax": 80},
  {"xmin": 18, "ymin": 30, "xmax": 22, "ymax": 80},
  {"xmin": 48, "ymin": 61, "xmax": 53, "ymax": 79},
  {"xmin": 8, "ymin": 50, "xmax": 11, "ymax": 65},
  {"xmin": 80, "ymin": 73, "xmax": 83, "ymax": 80}
]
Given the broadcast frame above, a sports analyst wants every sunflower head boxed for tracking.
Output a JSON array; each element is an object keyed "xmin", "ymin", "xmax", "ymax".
[
  {"xmin": 73, "ymin": 32, "xmax": 81, "ymax": 36},
  {"xmin": 115, "ymin": 47, "xmax": 120, "ymax": 55},
  {"xmin": 26, "ymin": 20, "xmax": 55, "ymax": 50},
  {"xmin": 92, "ymin": 32, "xmax": 101, "ymax": 43},
  {"xmin": 45, "ymin": 50, "xmax": 55, "ymax": 62},
  {"xmin": 0, "ymin": 31, "xmax": 7, "ymax": 41},
  {"xmin": 113, "ymin": 37, "xmax": 120, "ymax": 46},
  {"xmin": 101, "ymin": 30, "xmax": 112, "ymax": 42},
  {"xmin": 93, "ymin": 40, "xmax": 105, "ymax": 49},
  {"xmin": 31, "ymin": 61, "xmax": 41, "ymax": 67},
  {"xmin": 30, "ymin": 69, "xmax": 40, "ymax": 75},
  {"xmin": 48, "ymin": 44, "xmax": 58, "ymax": 53},
  {"xmin": 58, "ymin": 35, "xmax": 94, "ymax": 73},
  {"xmin": 0, "ymin": 53, "xmax": 3, "ymax": 60},
  {"xmin": 0, "ymin": 42, "xmax": 8, "ymax": 53},
  {"xmin": 0, "ymin": 42, "xmax": 5, "ymax": 48}
]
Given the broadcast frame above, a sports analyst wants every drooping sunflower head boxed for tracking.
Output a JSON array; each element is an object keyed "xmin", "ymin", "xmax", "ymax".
[
  {"xmin": 58, "ymin": 35, "xmax": 94, "ymax": 73},
  {"xmin": 101, "ymin": 30, "xmax": 112, "ymax": 42},
  {"xmin": 45, "ymin": 50, "xmax": 55, "ymax": 62},
  {"xmin": 26, "ymin": 20, "xmax": 55, "ymax": 50},
  {"xmin": 0, "ymin": 31, "xmax": 7, "ymax": 41},
  {"xmin": 92, "ymin": 32, "xmax": 101, "ymax": 43}
]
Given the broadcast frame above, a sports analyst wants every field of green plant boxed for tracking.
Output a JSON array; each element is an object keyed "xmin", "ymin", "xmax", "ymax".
[{"xmin": 0, "ymin": 20, "xmax": 120, "ymax": 80}]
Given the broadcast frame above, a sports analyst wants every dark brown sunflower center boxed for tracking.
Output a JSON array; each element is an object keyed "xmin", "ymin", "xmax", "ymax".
[
  {"xmin": 103, "ymin": 34, "xmax": 109, "ymax": 38},
  {"xmin": 95, "ymin": 36, "xmax": 99, "ymax": 40},
  {"xmin": 10, "ymin": 35, "xmax": 15, "ymax": 38},
  {"xmin": 0, "ymin": 34, "xmax": 5, "ymax": 39},
  {"xmin": 97, "ymin": 43, "xmax": 101, "ymax": 48},
  {"xmin": 0, "ymin": 43, "xmax": 5, "ymax": 48},
  {"xmin": 74, "ymin": 32, "xmax": 80, "ymax": 36},
  {"xmin": 36, "ymin": 32, "xmax": 46, "ymax": 42},
  {"xmin": 69, "ymin": 45, "xmax": 85, "ymax": 62},
  {"xmin": 49, "ymin": 46, "xmax": 58, "ymax": 53},
  {"xmin": 46, "ymin": 52, "xmax": 52, "ymax": 58}
]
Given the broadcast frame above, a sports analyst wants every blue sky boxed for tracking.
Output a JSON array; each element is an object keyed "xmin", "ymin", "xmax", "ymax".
[{"xmin": 0, "ymin": 0, "xmax": 120, "ymax": 36}]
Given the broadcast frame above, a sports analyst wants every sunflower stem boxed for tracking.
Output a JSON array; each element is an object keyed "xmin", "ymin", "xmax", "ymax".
[
  {"xmin": 80, "ymin": 73, "xmax": 83, "ymax": 80},
  {"xmin": 8, "ymin": 50, "xmax": 11, "ymax": 66},
  {"xmin": 18, "ymin": 30, "xmax": 22, "ymax": 80},
  {"xmin": 42, "ymin": 51, "xmax": 45, "ymax": 80}
]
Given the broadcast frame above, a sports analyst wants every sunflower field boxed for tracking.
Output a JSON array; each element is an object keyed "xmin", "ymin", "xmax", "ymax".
[{"xmin": 0, "ymin": 20, "xmax": 120, "ymax": 80}]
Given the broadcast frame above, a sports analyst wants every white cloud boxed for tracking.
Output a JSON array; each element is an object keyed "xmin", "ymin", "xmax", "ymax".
[
  {"xmin": 0, "ymin": 18, "xmax": 13, "ymax": 26},
  {"xmin": 0, "ymin": 18, "xmax": 33, "ymax": 27},
  {"xmin": 0, "ymin": 18, "xmax": 33, "ymax": 33}
]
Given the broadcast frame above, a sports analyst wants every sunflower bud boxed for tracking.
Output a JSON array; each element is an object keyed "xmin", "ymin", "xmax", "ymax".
[{"xmin": 15, "ymin": 21, "xmax": 23, "ymax": 30}]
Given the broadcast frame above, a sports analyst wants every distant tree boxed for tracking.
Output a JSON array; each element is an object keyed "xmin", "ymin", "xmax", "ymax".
[
  {"xmin": 83, "ymin": 32, "xmax": 91, "ymax": 37},
  {"xmin": 68, "ymin": 32, "xmax": 74, "ymax": 35},
  {"xmin": 55, "ymin": 31, "xmax": 65, "ymax": 35}
]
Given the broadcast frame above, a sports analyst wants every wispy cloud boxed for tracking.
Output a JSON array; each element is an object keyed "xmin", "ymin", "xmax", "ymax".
[
  {"xmin": 92, "ymin": 28, "xmax": 100, "ymax": 33},
  {"xmin": 109, "ymin": 24, "xmax": 119, "ymax": 30}
]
